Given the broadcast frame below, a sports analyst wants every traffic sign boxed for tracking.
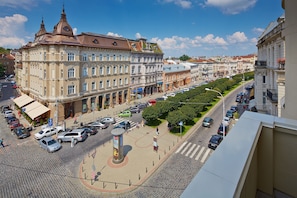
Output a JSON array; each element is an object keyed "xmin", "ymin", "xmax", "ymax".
[{"xmin": 48, "ymin": 118, "xmax": 53, "ymax": 126}]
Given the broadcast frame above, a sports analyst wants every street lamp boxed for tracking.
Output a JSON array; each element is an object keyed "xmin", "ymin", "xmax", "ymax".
[{"xmin": 205, "ymin": 88, "xmax": 225, "ymax": 138}]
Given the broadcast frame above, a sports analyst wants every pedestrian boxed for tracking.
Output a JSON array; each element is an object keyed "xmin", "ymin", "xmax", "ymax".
[
  {"xmin": 141, "ymin": 119, "xmax": 144, "ymax": 127},
  {"xmin": 136, "ymin": 122, "xmax": 139, "ymax": 129},
  {"xmin": 0, "ymin": 138, "xmax": 4, "ymax": 147},
  {"xmin": 156, "ymin": 127, "xmax": 159, "ymax": 135},
  {"xmin": 73, "ymin": 116, "xmax": 77, "ymax": 124}
]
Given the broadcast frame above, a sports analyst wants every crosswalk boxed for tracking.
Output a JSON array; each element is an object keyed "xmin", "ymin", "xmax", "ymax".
[{"xmin": 175, "ymin": 141, "xmax": 212, "ymax": 163}]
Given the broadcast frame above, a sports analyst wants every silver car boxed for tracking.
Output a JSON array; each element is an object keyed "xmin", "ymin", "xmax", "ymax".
[
  {"xmin": 39, "ymin": 137, "xmax": 62, "ymax": 153},
  {"xmin": 99, "ymin": 117, "xmax": 116, "ymax": 124},
  {"xmin": 57, "ymin": 128, "xmax": 88, "ymax": 144}
]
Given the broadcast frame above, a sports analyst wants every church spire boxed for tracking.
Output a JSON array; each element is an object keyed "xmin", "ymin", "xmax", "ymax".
[
  {"xmin": 53, "ymin": 5, "xmax": 74, "ymax": 36},
  {"xmin": 35, "ymin": 17, "xmax": 47, "ymax": 38}
]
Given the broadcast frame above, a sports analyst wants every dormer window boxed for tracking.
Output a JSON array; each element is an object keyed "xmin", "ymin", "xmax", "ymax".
[
  {"xmin": 93, "ymin": 39, "xmax": 99, "ymax": 44},
  {"xmin": 63, "ymin": 26, "xmax": 70, "ymax": 32},
  {"xmin": 112, "ymin": 41, "xmax": 117, "ymax": 46}
]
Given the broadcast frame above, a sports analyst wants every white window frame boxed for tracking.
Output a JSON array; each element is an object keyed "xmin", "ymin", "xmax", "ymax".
[
  {"xmin": 99, "ymin": 80, "xmax": 103, "ymax": 89},
  {"xmin": 82, "ymin": 83, "xmax": 88, "ymax": 92},
  {"xmin": 68, "ymin": 53, "xmax": 75, "ymax": 61},
  {"xmin": 92, "ymin": 67, "xmax": 96, "ymax": 76},
  {"xmin": 68, "ymin": 68, "xmax": 75, "ymax": 78},
  {"xmin": 107, "ymin": 80, "xmax": 110, "ymax": 87},
  {"xmin": 91, "ymin": 82, "xmax": 96, "ymax": 90},
  {"xmin": 68, "ymin": 85, "xmax": 75, "ymax": 95},
  {"xmin": 83, "ymin": 67, "xmax": 88, "ymax": 77}
]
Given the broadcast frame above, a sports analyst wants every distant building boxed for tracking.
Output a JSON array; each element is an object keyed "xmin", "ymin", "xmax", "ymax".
[
  {"xmin": 0, "ymin": 53, "xmax": 15, "ymax": 75},
  {"xmin": 162, "ymin": 64, "xmax": 191, "ymax": 91}
]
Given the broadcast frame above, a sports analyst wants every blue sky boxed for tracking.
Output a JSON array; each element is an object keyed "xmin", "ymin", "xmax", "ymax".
[{"xmin": 0, "ymin": 0, "xmax": 284, "ymax": 58}]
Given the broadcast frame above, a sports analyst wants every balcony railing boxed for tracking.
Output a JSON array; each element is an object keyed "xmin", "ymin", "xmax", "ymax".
[
  {"xmin": 255, "ymin": 60, "xmax": 267, "ymax": 66},
  {"xmin": 267, "ymin": 89, "xmax": 278, "ymax": 102}
]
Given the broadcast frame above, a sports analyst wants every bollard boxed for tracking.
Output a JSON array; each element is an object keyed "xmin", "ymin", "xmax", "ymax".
[
  {"xmin": 84, "ymin": 173, "xmax": 87, "ymax": 179},
  {"xmin": 169, "ymin": 146, "xmax": 170, "ymax": 150},
  {"xmin": 164, "ymin": 150, "xmax": 166, "ymax": 155},
  {"xmin": 173, "ymin": 141, "xmax": 175, "ymax": 146},
  {"xmin": 129, "ymin": 179, "xmax": 131, "ymax": 186},
  {"xmin": 153, "ymin": 161, "xmax": 154, "ymax": 166},
  {"xmin": 115, "ymin": 182, "xmax": 117, "ymax": 189},
  {"xmin": 159, "ymin": 155, "xmax": 160, "ymax": 160},
  {"xmin": 139, "ymin": 173, "xmax": 141, "ymax": 180},
  {"xmin": 103, "ymin": 182, "xmax": 105, "ymax": 188},
  {"xmin": 146, "ymin": 167, "xmax": 147, "ymax": 173},
  {"xmin": 82, "ymin": 166, "xmax": 84, "ymax": 172}
]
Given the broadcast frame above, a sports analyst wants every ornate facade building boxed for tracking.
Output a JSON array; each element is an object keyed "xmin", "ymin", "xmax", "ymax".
[{"xmin": 15, "ymin": 8, "xmax": 163, "ymax": 124}]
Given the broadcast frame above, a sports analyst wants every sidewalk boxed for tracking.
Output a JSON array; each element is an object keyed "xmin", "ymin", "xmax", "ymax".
[{"xmin": 78, "ymin": 121, "xmax": 183, "ymax": 194}]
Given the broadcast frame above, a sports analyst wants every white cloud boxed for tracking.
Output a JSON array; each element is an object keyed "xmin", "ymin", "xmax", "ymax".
[
  {"xmin": 204, "ymin": 0, "xmax": 257, "ymax": 14},
  {"xmin": 107, "ymin": 32, "xmax": 123, "ymax": 37},
  {"xmin": 0, "ymin": 14, "xmax": 28, "ymax": 48},
  {"xmin": 73, "ymin": 28, "xmax": 77, "ymax": 35},
  {"xmin": 227, "ymin": 32, "xmax": 248, "ymax": 43},
  {"xmin": 158, "ymin": 0, "xmax": 192, "ymax": 9},
  {"xmin": 135, "ymin": 33, "xmax": 143, "ymax": 39},
  {"xmin": 252, "ymin": 27, "xmax": 264, "ymax": 36},
  {"xmin": 0, "ymin": 0, "xmax": 51, "ymax": 10}
]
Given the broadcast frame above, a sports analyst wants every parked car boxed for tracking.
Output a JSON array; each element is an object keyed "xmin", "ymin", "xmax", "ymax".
[
  {"xmin": 12, "ymin": 84, "xmax": 18, "ymax": 89},
  {"xmin": 1, "ymin": 105, "xmax": 11, "ymax": 113},
  {"xmin": 34, "ymin": 126, "xmax": 64, "ymax": 140},
  {"xmin": 79, "ymin": 127, "xmax": 98, "ymax": 136},
  {"xmin": 230, "ymin": 105, "xmax": 238, "ymax": 113},
  {"xmin": 130, "ymin": 106, "xmax": 140, "ymax": 113},
  {"xmin": 225, "ymin": 110, "xmax": 234, "ymax": 118},
  {"xmin": 208, "ymin": 134, "xmax": 223, "ymax": 150},
  {"xmin": 9, "ymin": 121, "xmax": 21, "ymax": 131},
  {"xmin": 99, "ymin": 117, "xmax": 116, "ymax": 124},
  {"xmin": 114, "ymin": 121, "xmax": 131, "ymax": 130},
  {"xmin": 39, "ymin": 137, "xmax": 62, "ymax": 153},
  {"xmin": 222, "ymin": 117, "xmax": 231, "ymax": 126},
  {"xmin": 85, "ymin": 121, "xmax": 108, "ymax": 129},
  {"xmin": 13, "ymin": 126, "xmax": 30, "ymax": 139},
  {"xmin": 202, "ymin": 117, "xmax": 214, "ymax": 128},
  {"xmin": 6, "ymin": 116, "xmax": 18, "ymax": 124},
  {"xmin": 217, "ymin": 123, "xmax": 229, "ymax": 136},
  {"xmin": 166, "ymin": 92, "xmax": 176, "ymax": 97},
  {"xmin": 4, "ymin": 110, "xmax": 15, "ymax": 118},
  {"xmin": 57, "ymin": 128, "xmax": 88, "ymax": 144},
  {"xmin": 118, "ymin": 110, "xmax": 132, "ymax": 117}
]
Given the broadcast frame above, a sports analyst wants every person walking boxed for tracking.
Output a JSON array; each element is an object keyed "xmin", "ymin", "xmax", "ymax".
[
  {"xmin": 0, "ymin": 138, "xmax": 4, "ymax": 147},
  {"xmin": 156, "ymin": 127, "xmax": 159, "ymax": 135}
]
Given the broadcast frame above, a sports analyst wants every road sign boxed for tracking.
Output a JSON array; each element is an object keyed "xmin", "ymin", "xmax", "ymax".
[
  {"xmin": 179, "ymin": 121, "xmax": 183, "ymax": 126},
  {"xmin": 48, "ymin": 118, "xmax": 53, "ymax": 126}
]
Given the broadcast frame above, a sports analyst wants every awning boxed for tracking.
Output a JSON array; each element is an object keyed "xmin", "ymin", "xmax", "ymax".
[
  {"xmin": 13, "ymin": 94, "xmax": 34, "ymax": 108},
  {"xmin": 157, "ymin": 81, "xmax": 163, "ymax": 85},
  {"xmin": 23, "ymin": 101, "xmax": 50, "ymax": 120},
  {"xmin": 133, "ymin": 88, "xmax": 143, "ymax": 94}
]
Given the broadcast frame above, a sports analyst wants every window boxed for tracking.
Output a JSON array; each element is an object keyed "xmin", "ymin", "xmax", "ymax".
[
  {"xmin": 113, "ymin": 79, "xmax": 117, "ymax": 86},
  {"xmin": 132, "ymin": 77, "xmax": 135, "ymax": 84},
  {"xmin": 68, "ymin": 85, "xmax": 75, "ymax": 95},
  {"xmin": 119, "ymin": 55, "xmax": 122, "ymax": 61},
  {"xmin": 138, "ymin": 77, "xmax": 141, "ymax": 83},
  {"xmin": 44, "ymin": 87, "xmax": 46, "ymax": 95},
  {"xmin": 99, "ymin": 54, "xmax": 103, "ymax": 61},
  {"xmin": 132, "ymin": 66, "xmax": 135, "ymax": 74},
  {"xmin": 263, "ymin": 92, "xmax": 266, "ymax": 104},
  {"xmin": 61, "ymin": 52, "xmax": 64, "ymax": 61},
  {"xmin": 82, "ymin": 83, "xmax": 87, "ymax": 92},
  {"xmin": 100, "ymin": 66, "xmax": 103, "ymax": 75},
  {"xmin": 92, "ymin": 67, "xmax": 96, "ymax": 76},
  {"xmin": 43, "ymin": 52, "xmax": 46, "ymax": 61},
  {"xmin": 107, "ymin": 54, "xmax": 110, "ymax": 61},
  {"xmin": 119, "ymin": 65, "xmax": 123, "ymax": 73},
  {"xmin": 119, "ymin": 78, "xmax": 122, "ymax": 85},
  {"xmin": 44, "ymin": 69, "xmax": 46, "ymax": 79},
  {"xmin": 263, "ymin": 76, "xmax": 266, "ymax": 83},
  {"xmin": 125, "ymin": 65, "xmax": 128, "ymax": 73},
  {"xmin": 107, "ymin": 66, "xmax": 110, "ymax": 75},
  {"xmin": 113, "ymin": 66, "xmax": 117, "ymax": 74},
  {"xmin": 61, "ymin": 87, "xmax": 63, "ymax": 95},
  {"xmin": 91, "ymin": 82, "xmax": 96, "ymax": 90},
  {"xmin": 61, "ymin": 69, "xmax": 63, "ymax": 78},
  {"xmin": 138, "ymin": 57, "xmax": 141, "ymax": 62},
  {"xmin": 99, "ymin": 81, "xmax": 103, "ymax": 89},
  {"xmin": 125, "ymin": 78, "xmax": 128, "ymax": 85},
  {"xmin": 138, "ymin": 66, "xmax": 141, "ymax": 73},
  {"xmin": 83, "ymin": 67, "xmax": 88, "ymax": 76},
  {"xmin": 113, "ymin": 55, "xmax": 116, "ymax": 61},
  {"xmin": 68, "ymin": 68, "xmax": 75, "ymax": 78},
  {"xmin": 92, "ymin": 54, "xmax": 95, "ymax": 61},
  {"xmin": 68, "ymin": 53, "xmax": 74, "ymax": 61},
  {"xmin": 83, "ymin": 54, "xmax": 87, "ymax": 61},
  {"xmin": 107, "ymin": 80, "xmax": 110, "ymax": 87}
]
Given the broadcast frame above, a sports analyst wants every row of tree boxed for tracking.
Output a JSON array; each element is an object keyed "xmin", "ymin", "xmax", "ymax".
[{"xmin": 142, "ymin": 72, "xmax": 254, "ymax": 133}]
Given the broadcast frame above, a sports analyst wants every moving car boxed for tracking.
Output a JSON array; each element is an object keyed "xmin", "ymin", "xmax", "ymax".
[
  {"xmin": 57, "ymin": 128, "xmax": 88, "ymax": 144},
  {"xmin": 99, "ymin": 117, "xmax": 116, "ymax": 124},
  {"xmin": 118, "ymin": 110, "xmax": 132, "ymax": 117},
  {"xmin": 34, "ymin": 126, "xmax": 64, "ymax": 140},
  {"xmin": 208, "ymin": 134, "xmax": 223, "ymax": 150},
  {"xmin": 202, "ymin": 117, "xmax": 214, "ymax": 128},
  {"xmin": 13, "ymin": 126, "xmax": 30, "ymax": 139},
  {"xmin": 114, "ymin": 121, "xmax": 131, "ymax": 130},
  {"xmin": 85, "ymin": 121, "xmax": 108, "ymax": 129},
  {"xmin": 39, "ymin": 137, "xmax": 62, "ymax": 153}
]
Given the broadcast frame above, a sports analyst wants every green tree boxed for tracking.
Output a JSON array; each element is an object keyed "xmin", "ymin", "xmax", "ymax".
[
  {"xmin": 179, "ymin": 54, "xmax": 191, "ymax": 61},
  {"xmin": 142, "ymin": 106, "xmax": 159, "ymax": 122},
  {"xmin": 0, "ymin": 63, "xmax": 5, "ymax": 77}
]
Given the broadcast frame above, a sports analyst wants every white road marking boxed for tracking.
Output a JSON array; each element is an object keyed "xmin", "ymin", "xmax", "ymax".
[
  {"xmin": 195, "ymin": 147, "xmax": 205, "ymax": 161},
  {"xmin": 185, "ymin": 144, "xmax": 196, "ymax": 157},
  {"xmin": 201, "ymin": 148, "xmax": 211, "ymax": 163},
  {"xmin": 190, "ymin": 145, "xmax": 200, "ymax": 158},
  {"xmin": 175, "ymin": 141, "xmax": 187, "ymax": 154}
]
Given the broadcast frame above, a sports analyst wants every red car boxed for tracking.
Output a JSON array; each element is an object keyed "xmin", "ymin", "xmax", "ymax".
[
  {"xmin": 9, "ymin": 121, "xmax": 21, "ymax": 131},
  {"xmin": 12, "ymin": 84, "xmax": 18, "ymax": 89}
]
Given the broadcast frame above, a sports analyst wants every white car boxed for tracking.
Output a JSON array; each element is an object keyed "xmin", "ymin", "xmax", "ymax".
[
  {"xmin": 222, "ymin": 117, "xmax": 231, "ymax": 126},
  {"xmin": 166, "ymin": 92, "xmax": 176, "ymax": 97},
  {"xmin": 4, "ymin": 110, "xmax": 15, "ymax": 118},
  {"xmin": 99, "ymin": 117, "xmax": 116, "ymax": 124},
  {"xmin": 85, "ymin": 121, "xmax": 108, "ymax": 129},
  {"xmin": 34, "ymin": 126, "xmax": 63, "ymax": 140}
]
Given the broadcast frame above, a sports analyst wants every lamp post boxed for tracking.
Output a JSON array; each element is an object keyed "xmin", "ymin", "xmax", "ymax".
[{"xmin": 205, "ymin": 88, "xmax": 225, "ymax": 138}]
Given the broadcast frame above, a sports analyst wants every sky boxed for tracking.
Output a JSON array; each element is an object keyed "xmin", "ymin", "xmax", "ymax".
[{"xmin": 0, "ymin": 0, "xmax": 284, "ymax": 58}]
